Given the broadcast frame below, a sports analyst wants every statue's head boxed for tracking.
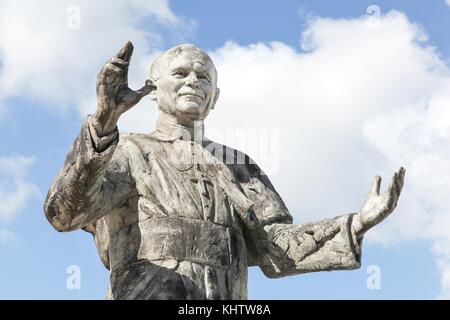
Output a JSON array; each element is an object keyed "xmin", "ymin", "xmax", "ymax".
[{"xmin": 149, "ymin": 44, "xmax": 220, "ymax": 123}]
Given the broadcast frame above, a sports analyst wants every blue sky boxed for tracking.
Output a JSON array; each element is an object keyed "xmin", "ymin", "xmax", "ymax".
[{"xmin": 0, "ymin": 0, "xmax": 449, "ymax": 299}]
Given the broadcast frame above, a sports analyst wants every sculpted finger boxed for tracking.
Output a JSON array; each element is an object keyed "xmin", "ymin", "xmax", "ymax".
[
  {"xmin": 97, "ymin": 68, "xmax": 107, "ymax": 84},
  {"xmin": 105, "ymin": 63, "xmax": 123, "ymax": 74},
  {"xmin": 96, "ymin": 83, "xmax": 110, "ymax": 99},
  {"xmin": 97, "ymin": 64, "xmax": 123, "ymax": 86},
  {"xmin": 386, "ymin": 173, "xmax": 399, "ymax": 208},
  {"xmin": 397, "ymin": 167, "xmax": 406, "ymax": 193},
  {"xmin": 370, "ymin": 175, "xmax": 382, "ymax": 196},
  {"xmin": 114, "ymin": 41, "xmax": 134, "ymax": 62},
  {"xmin": 119, "ymin": 89, "xmax": 144, "ymax": 110},
  {"xmin": 97, "ymin": 65, "xmax": 121, "ymax": 87},
  {"xmin": 136, "ymin": 82, "xmax": 156, "ymax": 97},
  {"xmin": 394, "ymin": 173, "xmax": 403, "ymax": 197},
  {"xmin": 387, "ymin": 172, "xmax": 397, "ymax": 195},
  {"xmin": 110, "ymin": 58, "xmax": 129, "ymax": 68}
]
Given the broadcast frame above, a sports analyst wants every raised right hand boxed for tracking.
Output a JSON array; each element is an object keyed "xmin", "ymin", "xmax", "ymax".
[{"xmin": 93, "ymin": 41, "xmax": 156, "ymax": 136}]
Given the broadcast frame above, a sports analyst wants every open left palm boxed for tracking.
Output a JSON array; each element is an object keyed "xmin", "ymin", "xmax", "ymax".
[{"xmin": 353, "ymin": 167, "xmax": 406, "ymax": 237}]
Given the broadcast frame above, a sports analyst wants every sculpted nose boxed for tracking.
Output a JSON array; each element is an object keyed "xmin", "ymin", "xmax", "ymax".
[{"xmin": 185, "ymin": 72, "xmax": 199, "ymax": 87}]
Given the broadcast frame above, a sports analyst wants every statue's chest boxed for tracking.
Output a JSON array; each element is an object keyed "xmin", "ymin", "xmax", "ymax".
[{"xmin": 130, "ymin": 139, "xmax": 239, "ymax": 228}]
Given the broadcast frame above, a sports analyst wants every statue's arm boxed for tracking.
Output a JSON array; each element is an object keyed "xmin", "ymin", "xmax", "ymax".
[
  {"xmin": 251, "ymin": 214, "xmax": 362, "ymax": 278},
  {"xmin": 44, "ymin": 42, "xmax": 153, "ymax": 232},
  {"xmin": 246, "ymin": 168, "xmax": 404, "ymax": 278},
  {"xmin": 230, "ymin": 155, "xmax": 404, "ymax": 278},
  {"xmin": 44, "ymin": 116, "xmax": 133, "ymax": 232}
]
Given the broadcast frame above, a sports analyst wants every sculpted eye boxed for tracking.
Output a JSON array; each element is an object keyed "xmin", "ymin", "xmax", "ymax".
[
  {"xmin": 173, "ymin": 70, "xmax": 187, "ymax": 78},
  {"xmin": 198, "ymin": 73, "xmax": 210, "ymax": 81}
]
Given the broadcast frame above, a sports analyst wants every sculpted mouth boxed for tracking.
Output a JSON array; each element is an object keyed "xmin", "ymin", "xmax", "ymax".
[{"xmin": 178, "ymin": 92, "xmax": 204, "ymax": 99}]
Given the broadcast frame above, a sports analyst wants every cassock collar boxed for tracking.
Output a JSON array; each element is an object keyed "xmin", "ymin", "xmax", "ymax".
[{"xmin": 149, "ymin": 118, "xmax": 205, "ymax": 142}]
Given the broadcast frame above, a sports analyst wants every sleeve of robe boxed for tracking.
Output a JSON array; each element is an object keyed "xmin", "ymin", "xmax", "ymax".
[
  {"xmin": 227, "ymin": 156, "xmax": 363, "ymax": 278},
  {"xmin": 44, "ymin": 115, "xmax": 134, "ymax": 232}
]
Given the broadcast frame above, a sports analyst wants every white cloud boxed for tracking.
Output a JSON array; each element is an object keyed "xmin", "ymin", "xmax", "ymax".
[
  {"xmin": 0, "ymin": 0, "xmax": 193, "ymax": 119},
  {"xmin": 446, "ymin": 0, "xmax": 450, "ymax": 8},
  {"xmin": 199, "ymin": 11, "xmax": 449, "ymax": 297},
  {"xmin": 0, "ymin": 156, "xmax": 40, "ymax": 221}
]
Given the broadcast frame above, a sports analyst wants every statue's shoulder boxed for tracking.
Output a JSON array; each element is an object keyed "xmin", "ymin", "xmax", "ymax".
[
  {"xmin": 204, "ymin": 138, "xmax": 263, "ymax": 180},
  {"xmin": 119, "ymin": 132, "xmax": 151, "ymax": 140},
  {"xmin": 113, "ymin": 133, "xmax": 163, "ymax": 168},
  {"xmin": 206, "ymin": 139, "xmax": 283, "ymax": 215},
  {"xmin": 118, "ymin": 132, "xmax": 161, "ymax": 150}
]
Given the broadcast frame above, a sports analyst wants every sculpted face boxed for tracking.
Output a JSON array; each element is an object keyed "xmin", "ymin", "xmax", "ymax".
[{"xmin": 149, "ymin": 44, "xmax": 220, "ymax": 123}]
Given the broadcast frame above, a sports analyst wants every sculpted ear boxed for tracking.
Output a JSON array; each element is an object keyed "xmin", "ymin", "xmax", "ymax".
[
  {"xmin": 147, "ymin": 79, "xmax": 157, "ymax": 101},
  {"xmin": 210, "ymin": 88, "xmax": 220, "ymax": 110},
  {"xmin": 149, "ymin": 90, "xmax": 157, "ymax": 101}
]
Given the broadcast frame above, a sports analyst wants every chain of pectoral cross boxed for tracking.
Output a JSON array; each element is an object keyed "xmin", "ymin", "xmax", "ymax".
[{"xmin": 190, "ymin": 143, "xmax": 214, "ymax": 221}]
